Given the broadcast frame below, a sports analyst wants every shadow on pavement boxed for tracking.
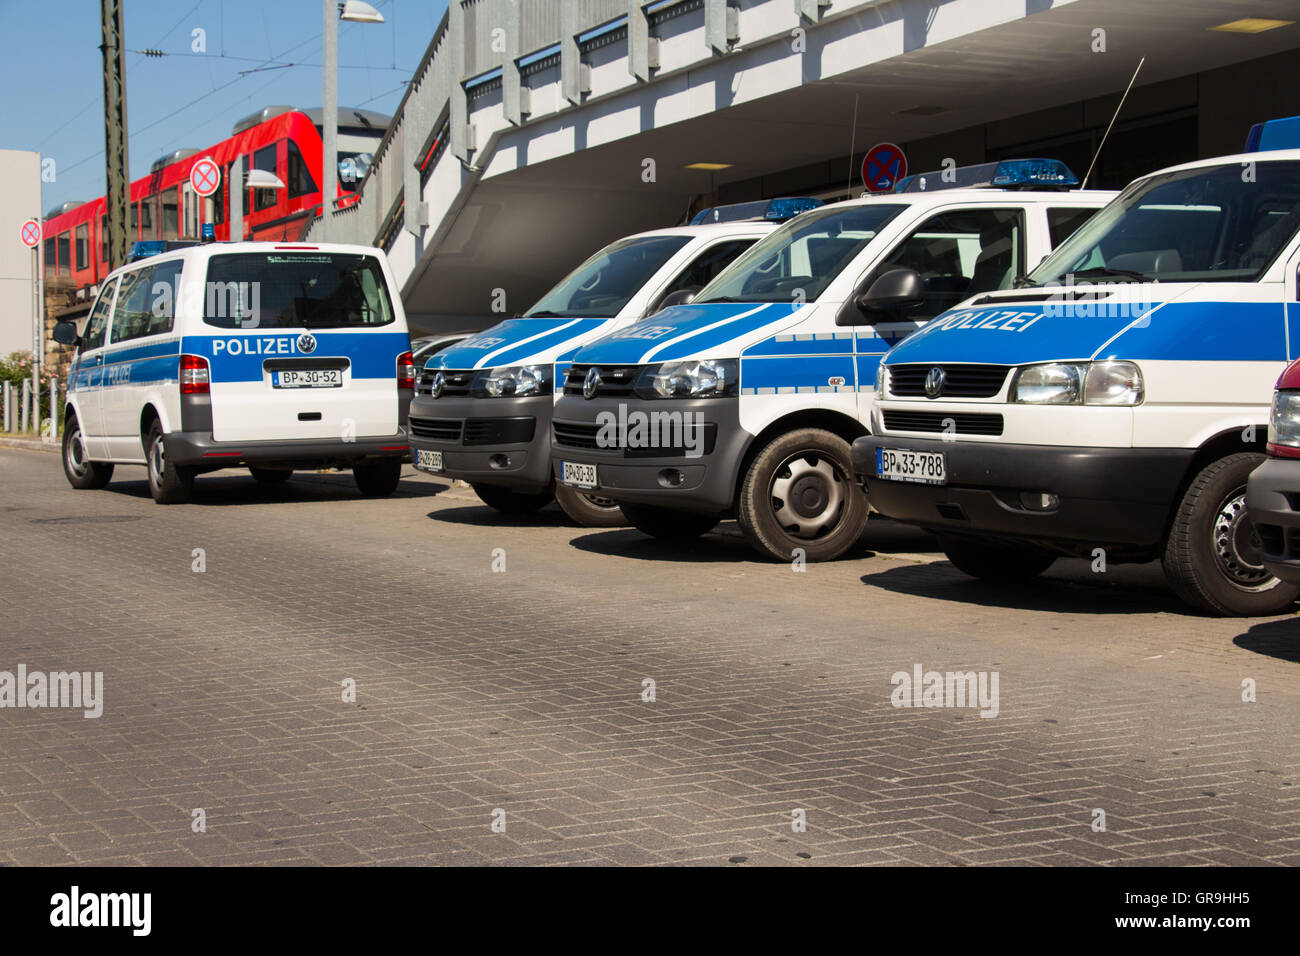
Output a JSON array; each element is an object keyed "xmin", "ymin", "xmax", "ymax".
[
  {"xmin": 1233, "ymin": 618, "xmax": 1300, "ymax": 663},
  {"xmin": 428, "ymin": 503, "xmax": 574, "ymax": 528},
  {"xmin": 100, "ymin": 469, "xmax": 447, "ymax": 507}
]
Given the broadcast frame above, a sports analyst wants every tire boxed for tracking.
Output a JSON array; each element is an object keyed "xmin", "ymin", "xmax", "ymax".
[
  {"xmin": 250, "ymin": 467, "xmax": 293, "ymax": 484},
  {"xmin": 62, "ymin": 415, "xmax": 113, "ymax": 490},
  {"xmin": 736, "ymin": 428, "xmax": 868, "ymax": 562},
  {"xmin": 470, "ymin": 482, "xmax": 553, "ymax": 513},
  {"xmin": 1162, "ymin": 453, "xmax": 1300, "ymax": 616},
  {"xmin": 940, "ymin": 535, "xmax": 1058, "ymax": 582},
  {"xmin": 145, "ymin": 420, "xmax": 194, "ymax": 504},
  {"xmin": 619, "ymin": 502, "xmax": 719, "ymax": 540},
  {"xmin": 354, "ymin": 460, "xmax": 402, "ymax": 497},
  {"xmin": 554, "ymin": 482, "xmax": 628, "ymax": 528}
]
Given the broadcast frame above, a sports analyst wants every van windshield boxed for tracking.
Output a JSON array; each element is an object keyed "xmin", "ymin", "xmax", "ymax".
[
  {"xmin": 696, "ymin": 203, "xmax": 907, "ymax": 304},
  {"xmin": 1030, "ymin": 160, "xmax": 1300, "ymax": 285},
  {"xmin": 202, "ymin": 252, "xmax": 395, "ymax": 329},
  {"xmin": 526, "ymin": 235, "xmax": 691, "ymax": 319}
]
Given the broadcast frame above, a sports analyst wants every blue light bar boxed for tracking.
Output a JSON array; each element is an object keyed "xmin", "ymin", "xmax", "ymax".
[
  {"xmin": 893, "ymin": 159, "xmax": 1080, "ymax": 193},
  {"xmin": 127, "ymin": 239, "xmax": 199, "ymax": 262},
  {"xmin": 690, "ymin": 196, "xmax": 823, "ymax": 226},
  {"xmin": 1245, "ymin": 115, "xmax": 1300, "ymax": 152},
  {"xmin": 201, "ymin": 223, "xmax": 216, "ymax": 242}
]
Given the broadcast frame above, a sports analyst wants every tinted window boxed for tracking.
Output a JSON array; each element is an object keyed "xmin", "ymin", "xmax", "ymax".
[
  {"xmin": 43, "ymin": 238, "xmax": 55, "ymax": 279},
  {"xmin": 253, "ymin": 145, "xmax": 278, "ymax": 212},
  {"xmin": 161, "ymin": 187, "xmax": 179, "ymax": 239},
  {"xmin": 110, "ymin": 265, "xmax": 156, "ymax": 344},
  {"xmin": 83, "ymin": 279, "xmax": 116, "ymax": 351},
  {"xmin": 1047, "ymin": 207, "xmax": 1099, "ymax": 249},
  {"xmin": 698, "ymin": 204, "xmax": 908, "ymax": 304},
  {"xmin": 287, "ymin": 140, "xmax": 317, "ymax": 199},
  {"xmin": 57, "ymin": 233, "xmax": 70, "ymax": 276},
  {"xmin": 146, "ymin": 259, "xmax": 182, "ymax": 337},
  {"xmin": 526, "ymin": 235, "xmax": 693, "ymax": 318},
  {"xmin": 1033, "ymin": 161, "xmax": 1300, "ymax": 285},
  {"xmin": 202, "ymin": 252, "xmax": 395, "ymax": 329},
  {"xmin": 75, "ymin": 224, "xmax": 89, "ymax": 271},
  {"xmin": 650, "ymin": 239, "xmax": 757, "ymax": 313}
]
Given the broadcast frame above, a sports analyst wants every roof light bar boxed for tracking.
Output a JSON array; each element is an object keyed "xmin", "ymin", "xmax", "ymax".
[
  {"xmin": 893, "ymin": 159, "xmax": 1080, "ymax": 194},
  {"xmin": 690, "ymin": 196, "xmax": 824, "ymax": 226}
]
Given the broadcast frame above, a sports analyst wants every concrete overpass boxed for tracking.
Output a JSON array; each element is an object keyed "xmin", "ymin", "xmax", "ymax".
[{"xmin": 306, "ymin": 0, "xmax": 1300, "ymax": 332}]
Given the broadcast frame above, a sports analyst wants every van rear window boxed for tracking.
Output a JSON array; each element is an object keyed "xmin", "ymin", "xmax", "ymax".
[{"xmin": 202, "ymin": 252, "xmax": 395, "ymax": 329}]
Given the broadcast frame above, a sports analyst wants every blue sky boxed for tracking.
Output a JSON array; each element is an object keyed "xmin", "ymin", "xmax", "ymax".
[{"xmin": 0, "ymin": 0, "xmax": 450, "ymax": 213}]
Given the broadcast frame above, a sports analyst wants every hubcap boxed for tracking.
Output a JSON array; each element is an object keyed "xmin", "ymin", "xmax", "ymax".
[
  {"xmin": 770, "ymin": 452, "xmax": 846, "ymax": 540},
  {"xmin": 1213, "ymin": 488, "xmax": 1271, "ymax": 589},
  {"xmin": 66, "ymin": 426, "xmax": 88, "ymax": 477},
  {"xmin": 150, "ymin": 436, "xmax": 165, "ymax": 484}
]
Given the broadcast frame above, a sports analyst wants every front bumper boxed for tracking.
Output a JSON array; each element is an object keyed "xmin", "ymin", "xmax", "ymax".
[
  {"xmin": 852, "ymin": 436, "xmax": 1194, "ymax": 552},
  {"xmin": 1246, "ymin": 457, "xmax": 1300, "ymax": 584},
  {"xmin": 408, "ymin": 393, "xmax": 552, "ymax": 493},
  {"xmin": 166, "ymin": 431, "xmax": 411, "ymax": 469},
  {"xmin": 549, "ymin": 395, "xmax": 744, "ymax": 515}
]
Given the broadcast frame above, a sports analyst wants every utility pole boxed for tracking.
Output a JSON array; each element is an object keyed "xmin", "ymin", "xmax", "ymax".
[
  {"xmin": 321, "ymin": 0, "xmax": 338, "ymax": 242},
  {"xmin": 100, "ymin": 0, "xmax": 130, "ymax": 270}
]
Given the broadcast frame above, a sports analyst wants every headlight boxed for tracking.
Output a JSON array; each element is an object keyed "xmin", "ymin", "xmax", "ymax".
[
  {"xmin": 875, "ymin": 362, "xmax": 887, "ymax": 397},
  {"xmin": 1010, "ymin": 363, "xmax": 1082, "ymax": 404},
  {"xmin": 1269, "ymin": 390, "xmax": 1300, "ymax": 448},
  {"xmin": 1010, "ymin": 361, "xmax": 1144, "ymax": 406},
  {"xmin": 635, "ymin": 359, "xmax": 738, "ymax": 399},
  {"xmin": 475, "ymin": 365, "xmax": 552, "ymax": 398}
]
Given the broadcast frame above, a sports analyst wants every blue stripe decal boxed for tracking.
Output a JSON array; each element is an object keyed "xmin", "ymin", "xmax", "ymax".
[
  {"xmin": 577, "ymin": 303, "xmax": 783, "ymax": 364},
  {"xmin": 102, "ymin": 355, "xmax": 180, "ymax": 389},
  {"xmin": 650, "ymin": 303, "xmax": 801, "ymax": 362},
  {"xmin": 743, "ymin": 333, "xmax": 853, "ymax": 356},
  {"xmin": 101, "ymin": 339, "xmax": 181, "ymax": 364},
  {"xmin": 1100, "ymin": 301, "xmax": 1285, "ymax": 361},
  {"xmin": 740, "ymin": 355, "xmax": 856, "ymax": 392},
  {"xmin": 856, "ymin": 353, "xmax": 884, "ymax": 384},
  {"xmin": 431, "ymin": 318, "xmax": 586, "ymax": 370},
  {"xmin": 485, "ymin": 319, "xmax": 610, "ymax": 368},
  {"xmin": 182, "ymin": 331, "xmax": 410, "ymax": 383}
]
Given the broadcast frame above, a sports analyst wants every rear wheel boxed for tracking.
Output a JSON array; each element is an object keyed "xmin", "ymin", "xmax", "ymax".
[
  {"xmin": 554, "ymin": 483, "xmax": 627, "ymax": 527},
  {"xmin": 354, "ymin": 460, "xmax": 402, "ymax": 497},
  {"xmin": 62, "ymin": 415, "xmax": 113, "ymax": 490},
  {"xmin": 940, "ymin": 534, "xmax": 1057, "ymax": 582},
  {"xmin": 736, "ymin": 428, "xmax": 868, "ymax": 562},
  {"xmin": 145, "ymin": 420, "xmax": 194, "ymax": 504},
  {"xmin": 250, "ymin": 467, "xmax": 293, "ymax": 484},
  {"xmin": 471, "ymin": 482, "xmax": 553, "ymax": 514},
  {"xmin": 1162, "ymin": 453, "xmax": 1300, "ymax": 616},
  {"xmin": 619, "ymin": 502, "xmax": 719, "ymax": 540}
]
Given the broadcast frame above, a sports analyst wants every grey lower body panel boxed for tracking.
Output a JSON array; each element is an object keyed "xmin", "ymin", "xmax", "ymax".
[
  {"xmin": 165, "ymin": 431, "xmax": 411, "ymax": 470},
  {"xmin": 408, "ymin": 393, "xmax": 553, "ymax": 493}
]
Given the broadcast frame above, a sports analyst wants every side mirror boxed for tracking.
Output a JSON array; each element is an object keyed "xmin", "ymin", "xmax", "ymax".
[
  {"xmin": 52, "ymin": 321, "xmax": 79, "ymax": 346},
  {"xmin": 650, "ymin": 288, "xmax": 698, "ymax": 314},
  {"xmin": 835, "ymin": 268, "xmax": 924, "ymax": 326}
]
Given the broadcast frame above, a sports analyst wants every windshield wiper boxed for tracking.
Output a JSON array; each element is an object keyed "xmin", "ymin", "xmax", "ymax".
[
  {"xmin": 1012, "ymin": 274, "xmax": 1039, "ymax": 289},
  {"xmin": 1064, "ymin": 266, "xmax": 1155, "ymax": 283},
  {"xmin": 524, "ymin": 310, "xmax": 570, "ymax": 318}
]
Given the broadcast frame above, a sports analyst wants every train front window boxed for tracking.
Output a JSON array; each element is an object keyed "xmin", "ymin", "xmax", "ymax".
[
  {"xmin": 287, "ymin": 140, "xmax": 316, "ymax": 199},
  {"xmin": 253, "ymin": 145, "xmax": 278, "ymax": 212}
]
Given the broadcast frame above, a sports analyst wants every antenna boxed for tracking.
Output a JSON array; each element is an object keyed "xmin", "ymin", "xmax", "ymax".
[
  {"xmin": 846, "ymin": 92, "xmax": 860, "ymax": 200},
  {"xmin": 1082, "ymin": 56, "xmax": 1145, "ymax": 189}
]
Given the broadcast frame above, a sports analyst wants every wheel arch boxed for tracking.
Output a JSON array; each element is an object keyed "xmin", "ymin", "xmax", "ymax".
[{"xmin": 732, "ymin": 408, "xmax": 869, "ymax": 507}]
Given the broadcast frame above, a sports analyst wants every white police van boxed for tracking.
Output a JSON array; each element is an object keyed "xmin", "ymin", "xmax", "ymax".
[
  {"xmin": 54, "ymin": 240, "xmax": 415, "ymax": 504},
  {"xmin": 856, "ymin": 116, "xmax": 1300, "ymax": 615},
  {"xmin": 409, "ymin": 199, "xmax": 818, "ymax": 526},
  {"xmin": 551, "ymin": 161, "xmax": 1114, "ymax": 560}
]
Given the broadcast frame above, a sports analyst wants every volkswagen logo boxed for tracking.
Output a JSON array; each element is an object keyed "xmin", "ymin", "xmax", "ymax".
[
  {"xmin": 583, "ymin": 366, "xmax": 602, "ymax": 400},
  {"xmin": 924, "ymin": 366, "xmax": 946, "ymax": 399},
  {"xmin": 296, "ymin": 332, "xmax": 317, "ymax": 354},
  {"xmin": 431, "ymin": 371, "xmax": 445, "ymax": 399}
]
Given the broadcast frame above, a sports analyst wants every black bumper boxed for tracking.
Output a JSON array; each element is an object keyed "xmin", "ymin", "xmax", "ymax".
[
  {"xmin": 407, "ymin": 393, "xmax": 552, "ymax": 493},
  {"xmin": 166, "ymin": 431, "xmax": 411, "ymax": 469},
  {"xmin": 1246, "ymin": 457, "xmax": 1300, "ymax": 584},
  {"xmin": 549, "ymin": 395, "xmax": 744, "ymax": 515},
  {"xmin": 852, "ymin": 436, "xmax": 1194, "ymax": 552}
]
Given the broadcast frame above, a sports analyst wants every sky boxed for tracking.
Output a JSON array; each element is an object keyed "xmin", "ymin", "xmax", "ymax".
[{"xmin": 0, "ymin": 0, "xmax": 450, "ymax": 214}]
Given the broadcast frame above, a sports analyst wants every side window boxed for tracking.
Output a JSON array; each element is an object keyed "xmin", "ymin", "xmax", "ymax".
[
  {"xmin": 650, "ymin": 239, "xmax": 758, "ymax": 314},
  {"xmin": 253, "ymin": 144, "xmax": 278, "ymax": 212},
  {"xmin": 145, "ymin": 260, "xmax": 183, "ymax": 336},
  {"xmin": 1047, "ymin": 207, "xmax": 1100, "ymax": 249},
  {"xmin": 876, "ymin": 209, "xmax": 1025, "ymax": 320},
  {"xmin": 161, "ymin": 187, "xmax": 180, "ymax": 240},
  {"xmin": 83, "ymin": 279, "xmax": 116, "ymax": 352},
  {"xmin": 287, "ymin": 140, "xmax": 317, "ymax": 198},
  {"xmin": 110, "ymin": 265, "xmax": 156, "ymax": 345},
  {"xmin": 75, "ymin": 224, "xmax": 89, "ymax": 271},
  {"xmin": 57, "ymin": 232, "xmax": 71, "ymax": 276}
]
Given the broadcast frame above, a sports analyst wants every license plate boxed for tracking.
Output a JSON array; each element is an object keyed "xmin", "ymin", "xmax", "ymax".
[
  {"xmin": 273, "ymin": 369, "xmax": 342, "ymax": 389},
  {"xmin": 415, "ymin": 449, "xmax": 443, "ymax": 473},
  {"xmin": 876, "ymin": 447, "xmax": 947, "ymax": 485},
  {"xmin": 561, "ymin": 461, "xmax": 598, "ymax": 489}
]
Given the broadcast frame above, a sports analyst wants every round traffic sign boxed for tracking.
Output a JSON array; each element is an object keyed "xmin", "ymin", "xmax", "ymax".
[
  {"xmin": 189, "ymin": 157, "xmax": 221, "ymax": 198},
  {"xmin": 19, "ymin": 218, "xmax": 41, "ymax": 248},
  {"xmin": 861, "ymin": 143, "xmax": 907, "ymax": 194}
]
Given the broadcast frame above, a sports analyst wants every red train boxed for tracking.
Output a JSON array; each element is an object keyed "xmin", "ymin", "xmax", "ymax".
[{"xmin": 41, "ymin": 106, "xmax": 389, "ymax": 295}]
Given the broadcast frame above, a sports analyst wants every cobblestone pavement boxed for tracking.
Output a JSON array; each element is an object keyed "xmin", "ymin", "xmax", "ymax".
[{"xmin": 1, "ymin": 446, "xmax": 1297, "ymax": 866}]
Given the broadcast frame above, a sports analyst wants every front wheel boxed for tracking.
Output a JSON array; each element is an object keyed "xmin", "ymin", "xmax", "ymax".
[
  {"xmin": 470, "ymin": 482, "xmax": 553, "ymax": 514},
  {"xmin": 554, "ymin": 483, "xmax": 628, "ymax": 528},
  {"xmin": 62, "ymin": 415, "xmax": 114, "ymax": 490},
  {"xmin": 354, "ymin": 460, "xmax": 402, "ymax": 497},
  {"xmin": 145, "ymin": 420, "xmax": 194, "ymax": 504},
  {"xmin": 1162, "ymin": 453, "xmax": 1300, "ymax": 616},
  {"xmin": 619, "ymin": 502, "xmax": 719, "ymax": 540},
  {"xmin": 736, "ymin": 428, "xmax": 868, "ymax": 562},
  {"xmin": 940, "ymin": 535, "xmax": 1058, "ymax": 582}
]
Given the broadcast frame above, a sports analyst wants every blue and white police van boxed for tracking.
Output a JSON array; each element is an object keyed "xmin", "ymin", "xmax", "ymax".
[
  {"xmin": 54, "ymin": 240, "xmax": 415, "ymax": 504},
  {"xmin": 409, "ymin": 200, "xmax": 817, "ymax": 526},
  {"xmin": 855, "ymin": 117, "xmax": 1300, "ymax": 615},
  {"xmin": 551, "ymin": 162, "xmax": 1114, "ymax": 560}
]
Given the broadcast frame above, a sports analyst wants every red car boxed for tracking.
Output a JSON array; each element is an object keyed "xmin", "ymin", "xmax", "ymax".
[{"xmin": 1247, "ymin": 357, "xmax": 1300, "ymax": 585}]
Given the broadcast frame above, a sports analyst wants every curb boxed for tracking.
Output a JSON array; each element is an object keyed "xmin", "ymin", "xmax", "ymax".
[{"xmin": 0, "ymin": 437, "xmax": 59, "ymax": 454}]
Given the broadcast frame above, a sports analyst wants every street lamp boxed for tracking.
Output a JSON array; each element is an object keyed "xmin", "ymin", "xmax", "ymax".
[{"xmin": 321, "ymin": 0, "xmax": 385, "ymax": 242}]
